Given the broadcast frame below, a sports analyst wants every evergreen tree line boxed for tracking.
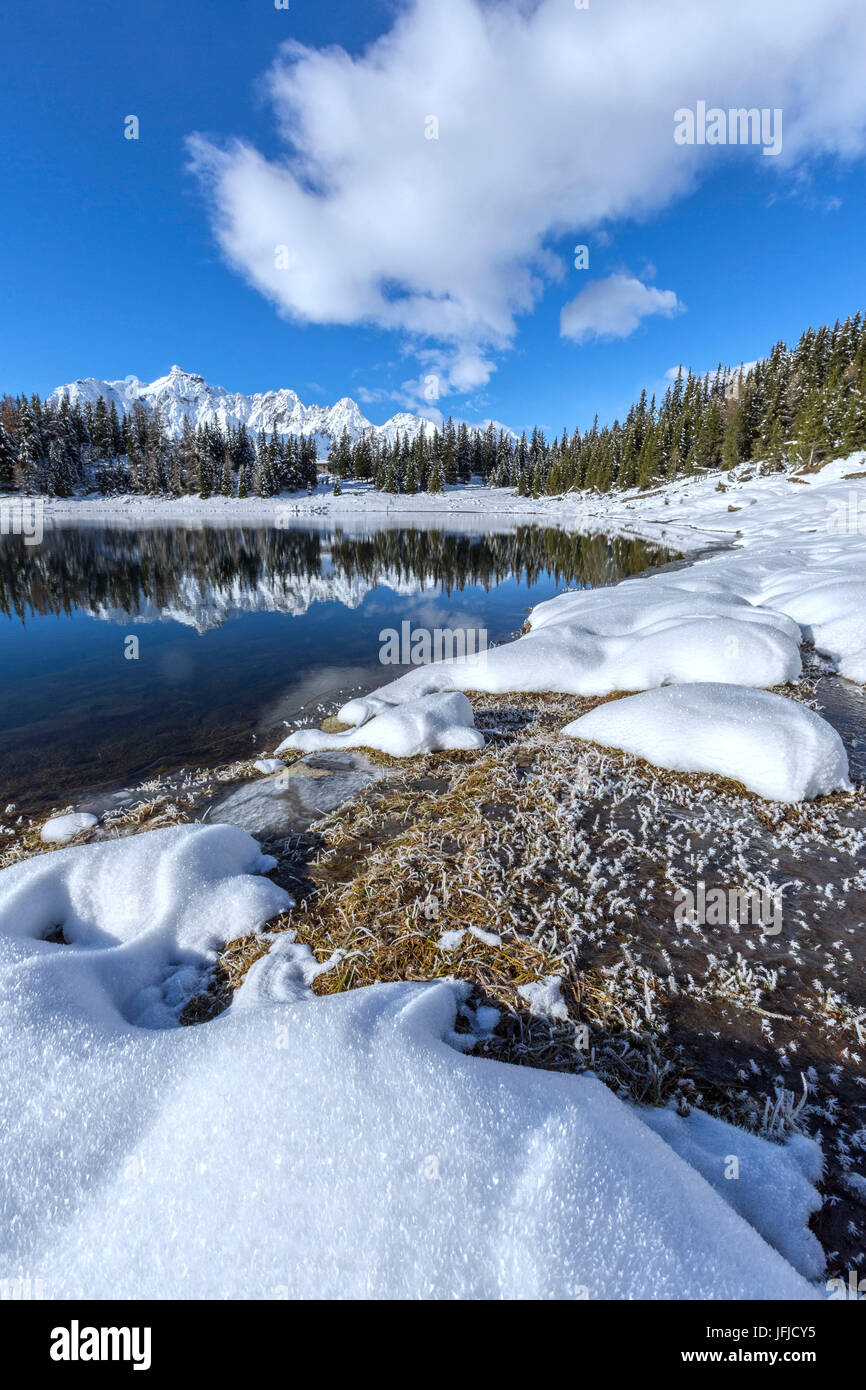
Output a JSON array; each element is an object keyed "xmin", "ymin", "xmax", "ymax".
[
  {"xmin": 330, "ymin": 310, "xmax": 866, "ymax": 496},
  {"xmin": 0, "ymin": 394, "xmax": 318, "ymax": 498},
  {"xmin": 3, "ymin": 309, "xmax": 865, "ymax": 500}
]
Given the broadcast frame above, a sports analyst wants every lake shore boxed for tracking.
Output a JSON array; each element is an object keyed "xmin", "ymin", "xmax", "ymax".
[
  {"xmin": 31, "ymin": 475, "xmax": 723, "ymax": 554},
  {"xmin": 6, "ymin": 667, "xmax": 865, "ymax": 1275},
  {"xmin": 4, "ymin": 452, "xmax": 866, "ymax": 1290}
]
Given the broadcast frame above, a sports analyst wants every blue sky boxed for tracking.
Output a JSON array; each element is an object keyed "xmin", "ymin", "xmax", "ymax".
[{"xmin": 3, "ymin": 0, "xmax": 866, "ymax": 436}]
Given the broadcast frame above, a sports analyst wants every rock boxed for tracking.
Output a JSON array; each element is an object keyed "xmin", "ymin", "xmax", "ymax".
[{"xmin": 208, "ymin": 752, "xmax": 395, "ymax": 838}]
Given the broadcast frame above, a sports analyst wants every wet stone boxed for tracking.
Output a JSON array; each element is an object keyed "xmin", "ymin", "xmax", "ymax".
[{"xmin": 207, "ymin": 751, "xmax": 396, "ymax": 838}]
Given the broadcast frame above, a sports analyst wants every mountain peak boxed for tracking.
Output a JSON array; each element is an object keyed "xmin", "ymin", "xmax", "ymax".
[
  {"xmin": 48, "ymin": 370, "xmax": 441, "ymax": 448},
  {"xmin": 166, "ymin": 365, "xmax": 205, "ymax": 383}
]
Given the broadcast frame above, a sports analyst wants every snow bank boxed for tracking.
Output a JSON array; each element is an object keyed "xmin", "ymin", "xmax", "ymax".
[
  {"xmin": 277, "ymin": 690, "xmax": 485, "ymax": 758},
  {"xmin": 0, "ymin": 827, "xmax": 823, "ymax": 1299},
  {"xmin": 333, "ymin": 582, "xmax": 801, "ymax": 728},
  {"xmin": 568, "ymin": 453, "xmax": 866, "ymax": 684},
  {"xmin": 526, "ymin": 581, "xmax": 800, "ymax": 643},
  {"xmin": 0, "ymin": 824, "xmax": 290, "ymax": 1027},
  {"xmin": 563, "ymin": 685, "xmax": 851, "ymax": 802},
  {"xmin": 251, "ymin": 455, "xmax": 866, "ymax": 726},
  {"xmin": 40, "ymin": 812, "xmax": 98, "ymax": 844},
  {"xmin": 735, "ymin": 574, "xmax": 866, "ymax": 685},
  {"xmin": 635, "ymin": 1104, "xmax": 824, "ymax": 1281}
]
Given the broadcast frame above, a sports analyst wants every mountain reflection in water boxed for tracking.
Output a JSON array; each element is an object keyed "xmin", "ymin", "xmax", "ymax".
[{"xmin": 0, "ymin": 521, "xmax": 676, "ymax": 813}]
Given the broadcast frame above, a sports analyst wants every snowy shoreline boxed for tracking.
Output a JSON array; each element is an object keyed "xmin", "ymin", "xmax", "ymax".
[
  {"xmin": 2, "ymin": 453, "xmax": 866, "ymax": 1300},
  {"xmin": 275, "ymin": 453, "xmax": 866, "ymax": 793},
  {"xmin": 29, "ymin": 476, "xmax": 727, "ymax": 553},
  {"xmin": 28, "ymin": 449, "xmax": 866, "ymax": 558}
]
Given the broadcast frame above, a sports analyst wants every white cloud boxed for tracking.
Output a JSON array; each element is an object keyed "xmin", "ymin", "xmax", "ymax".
[
  {"xmin": 188, "ymin": 0, "xmax": 866, "ymax": 400},
  {"xmin": 561, "ymin": 274, "xmax": 683, "ymax": 343}
]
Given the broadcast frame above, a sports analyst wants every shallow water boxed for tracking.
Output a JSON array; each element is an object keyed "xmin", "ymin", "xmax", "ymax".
[{"xmin": 0, "ymin": 519, "xmax": 675, "ymax": 815}]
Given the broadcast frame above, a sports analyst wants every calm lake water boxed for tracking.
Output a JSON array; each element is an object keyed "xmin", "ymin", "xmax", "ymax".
[{"xmin": 0, "ymin": 520, "xmax": 676, "ymax": 814}]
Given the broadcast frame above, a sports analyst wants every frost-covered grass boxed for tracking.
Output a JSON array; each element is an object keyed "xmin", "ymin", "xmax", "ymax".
[
  {"xmin": 161, "ymin": 679, "xmax": 866, "ymax": 1275},
  {"xmin": 4, "ymin": 667, "xmax": 864, "ymax": 1274}
]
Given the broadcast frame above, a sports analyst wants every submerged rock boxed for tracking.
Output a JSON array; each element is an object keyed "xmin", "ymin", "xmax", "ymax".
[{"xmin": 208, "ymin": 751, "xmax": 396, "ymax": 838}]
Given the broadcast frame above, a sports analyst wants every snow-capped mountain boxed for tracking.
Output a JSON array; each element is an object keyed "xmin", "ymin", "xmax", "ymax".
[
  {"xmin": 94, "ymin": 568, "xmax": 436, "ymax": 632},
  {"xmin": 48, "ymin": 366, "xmax": 438, "ymax": 448}
]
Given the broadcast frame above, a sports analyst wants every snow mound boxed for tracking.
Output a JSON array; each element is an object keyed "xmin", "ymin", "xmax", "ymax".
[
  {"xmin": 40, "ymin": 812, "xmax": 98, "ymax": 844},
  {"xmin": 635, "ymin": 1103, "xmax": 824, "ymax": 1282},
  {"xmin": 563, "ymin": 684, "xmax": 852, "ymax": 803},
  {"xmin": 0, "ymin": 824, "xmax": 290, "ymax": 1027},
  {"xmin": 277, "ymin": 691, "xmax": 485, "ymax": 758},
  {"xmin": 526, "ymin": 580, "xmax": 799, "ymax": 643},
  {"xmin": 756, "ymin": 578, "xmax": 866, "ymax": 684},
  {"xmin": 335, "ymin": 585, "xmax": 801, "ymax": 725},
  {"xmin": 0, "ymin": 854, "xmax": 822, "ymax": 1299}
]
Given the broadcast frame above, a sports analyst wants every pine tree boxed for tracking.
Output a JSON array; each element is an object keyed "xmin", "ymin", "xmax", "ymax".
[
  {"xmin": 14, "ymin": 398, "xmax": 41, "ymax": 492},
  {"xmin": 721, "ymin": 402, "xmax": 745, "ymax": 471},
  {"xmin": 197, "ymin": 440, "xmax": 211, "ymax": 498},
  {"xmin": 0, "ymin": 413, "xmax": 17, "ymax": 491},
  {"xmin": 92, "ymin": 397, "xmax": 112, "ymax": 460},
  {"xmin": 383, "ymin": 455, "xmax": 398, "ymax": 494},
  {"xmin": 169, "ymin": 453, "xmax": 184, "ymax": 498},
  {"xmin": 428, "ymin": 453, "xmax": 444, "ymax": 493}
]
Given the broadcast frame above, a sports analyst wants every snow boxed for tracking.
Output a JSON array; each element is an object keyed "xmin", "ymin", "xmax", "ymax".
[
  {"xmin": 252, "ymin": 757, "xmax": 286, "ymax": 775},
  {"xmin": 736, "ymin": 574, "xmax": 866, "ymax": 686},
  {"xmin": 634, "ymin": 1105, "xmax": 824, "ymax": 1281},
  {"xmin": 277, "ymin": 691, "xmax": 486, "ymax": 758},
  {"xmin": 1, "ymin": 824, "xmax": 290, "ymax": 1028},
  {"xmin": 0, "ymin": 833, "xmax": 822, "ymax": 1298},
  {"xmin": 40, "ymin": 812, "xmax": 98, "ymax": 844},
  {"xmin": 517, "ymin": 976, "xmax": 570, "ymax": 1023},
  {"xmin": 339, "ymin": 607, "xmax": 800, "ymax": 717},
  {"xmin": 563, "ymin": 685, "xmax": 852, "ymax": 803},
  {"xmin": 437, "ymin": 928, "xmax": 468, "ymax": 952},
  {"xmin": 7, "ymin": 455, "xmax": 866, "ymax": 1297},
  {"xmin": 33, "ymin": 481, "xmax": 569, "ymax": 532}
]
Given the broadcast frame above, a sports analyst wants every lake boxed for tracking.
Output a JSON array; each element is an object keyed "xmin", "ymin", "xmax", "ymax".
[{"xmin": 0, "ymin": 519, "xmax": 676, "ymax": 815}]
